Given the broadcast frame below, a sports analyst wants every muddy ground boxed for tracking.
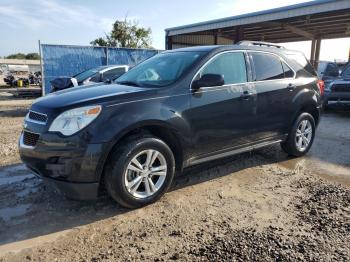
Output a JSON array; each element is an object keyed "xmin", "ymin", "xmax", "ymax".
[{"xmin": 0, "ymin": 94, "xmax": 349, "ymax": 261}]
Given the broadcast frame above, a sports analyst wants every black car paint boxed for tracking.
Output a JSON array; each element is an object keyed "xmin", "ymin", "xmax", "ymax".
[{"xmin": 19, "ymin": 45, "xmax": 322, "ymax": 200}]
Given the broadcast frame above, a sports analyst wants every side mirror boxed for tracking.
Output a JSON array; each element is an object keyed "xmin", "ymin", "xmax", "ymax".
[
  {"xmin": 192, "ymin": 74, "xmax": 224, "ymax": 90},
  {"xmin": 104, "ymin": 78, "xmax": 112, "ymax": 84}
]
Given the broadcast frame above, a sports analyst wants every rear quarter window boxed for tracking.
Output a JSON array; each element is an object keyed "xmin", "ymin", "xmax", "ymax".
[{"xmin": 285, "ymin": 53, "xmax": 317, "ymax": 77}]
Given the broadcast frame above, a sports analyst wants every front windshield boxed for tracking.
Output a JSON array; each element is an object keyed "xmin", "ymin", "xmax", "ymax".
[
  {"xmin": 74, "ymin": 68, "xmax": 99, "ymax": 82},
  {"xmin": 116, "ymin": 51, "xmax": 204, "ymax": 87}
]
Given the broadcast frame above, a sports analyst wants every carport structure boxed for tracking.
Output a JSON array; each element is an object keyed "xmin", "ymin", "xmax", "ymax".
[{"xmin": 165, "ymin": 0, "xmax": 350, "ymax": 68}]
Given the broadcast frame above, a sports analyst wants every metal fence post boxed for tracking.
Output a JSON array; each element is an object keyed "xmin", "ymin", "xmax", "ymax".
[
  {"xmin": 106, "ymin": 47, "xmax": 109, "ymax": 65},
  {"xmin": 38, "ymin": 40, "xmax": 45, "ymax": 96}
]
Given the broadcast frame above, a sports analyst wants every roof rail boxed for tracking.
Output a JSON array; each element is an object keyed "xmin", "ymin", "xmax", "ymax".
[{"xmin": 237, "ymin": 41, "xmax": 285, "ymax": 49}]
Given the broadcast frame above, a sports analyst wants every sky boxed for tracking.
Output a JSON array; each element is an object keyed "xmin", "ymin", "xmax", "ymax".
[{"xmin": 0, "ymin": 0, "xmax": 349, "ymax": 61}]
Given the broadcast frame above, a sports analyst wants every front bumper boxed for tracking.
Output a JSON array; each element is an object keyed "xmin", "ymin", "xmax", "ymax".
[
  {"xmin": 324, "ymin": 92, "xmax": 350, "ymax": 107},
  {"xmin": 19, "ymin": 132, "xmax": 107, "ymax": 200}
]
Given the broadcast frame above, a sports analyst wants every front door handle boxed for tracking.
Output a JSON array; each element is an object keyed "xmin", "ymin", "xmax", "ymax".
[
  {"xmin": 287, "ymin": 83, "xmax": 296, "ymax": 91},
  {"xmin": 240, "ymin": 91, "xmax": 253, "ymax": 100}
]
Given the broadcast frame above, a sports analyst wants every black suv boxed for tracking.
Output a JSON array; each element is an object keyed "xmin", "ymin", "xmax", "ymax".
[{"xmin": 19, "ymin": 42, "xmax": 323, "ymax": 208}]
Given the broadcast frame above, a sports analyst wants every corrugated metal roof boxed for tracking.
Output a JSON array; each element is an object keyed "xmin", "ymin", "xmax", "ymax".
[{"xmin": 166, "ymin": 0, "xmax": 350, "ymax": 36}]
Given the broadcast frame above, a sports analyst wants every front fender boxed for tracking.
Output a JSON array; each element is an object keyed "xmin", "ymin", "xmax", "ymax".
[{"xmin": 91, "ymin": 93, "xmax": 192, "ymax": 180}]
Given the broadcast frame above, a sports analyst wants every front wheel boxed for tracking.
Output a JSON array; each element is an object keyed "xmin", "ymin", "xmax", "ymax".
[
  {"xmin": 281, "ymin": 113, "xmax": 316, "ymax": 157},
  {"xmin": 104, "ymin": 136, "xmax": 175, "ymax": 209}
]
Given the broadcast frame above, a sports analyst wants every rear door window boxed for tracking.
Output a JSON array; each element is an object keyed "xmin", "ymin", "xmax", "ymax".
[
  {"xmin": 199, "ymin": 52, "xmax": 247, "ymax": 85},
  {"xmin": 251, "ymin": 52, "xmax": 284, "ymax": 81}
]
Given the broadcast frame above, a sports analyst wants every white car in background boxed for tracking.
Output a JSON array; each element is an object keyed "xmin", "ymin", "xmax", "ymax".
[{"xmin": 50, "ymin": 65, "xmax": 129, "ymax": 93}]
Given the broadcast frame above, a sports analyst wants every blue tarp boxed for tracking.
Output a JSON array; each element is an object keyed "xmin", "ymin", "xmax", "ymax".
[{"xmin": 41, "ymin": 44, "xmax": 159, "ymax": 94}]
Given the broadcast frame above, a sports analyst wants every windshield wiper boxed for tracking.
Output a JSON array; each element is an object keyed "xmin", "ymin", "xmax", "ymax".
[{"xmin": 116, "ymin": 81, "xmax": 141, "ymax": 87}]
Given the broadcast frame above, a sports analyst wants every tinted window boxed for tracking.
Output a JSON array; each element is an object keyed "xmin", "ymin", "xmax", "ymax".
[
  {"xmin": 324, "ymin": 63, "xmax": 339, "ymax": 76},
  {"xmin": 89, "ymin": 73, "xmax": 101, "ymax": 82},
  {"xmin": 116, "ymin": 51, "xmax": 204, "ymax": 87},
  {"xmin": 341, "ymin": 64, "xmax": 350, "ymax": 78},
  {"xmin": 103, "ymin": 67, "xmax": 127, "ymax": 81},
  {"xmin": 74, "ymin": 68, "xmax": 99, "ymax": 82},
  {"xmin": 282, "ymin": 62, "xmax": 294, "ymax": 78},
  {"xmin": 200, "ymin": 52, "xmax": 247, "ymax": 84},
  {"xmin": 251, "ymin": 53, "xmax": 284, "ymax": 81},
  {"xmin": 286, "ymin": 53, "xmax": 317, "ymax": 76}
]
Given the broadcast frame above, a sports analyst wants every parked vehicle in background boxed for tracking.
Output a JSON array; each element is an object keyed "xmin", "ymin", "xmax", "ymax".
[
  {"xmin": 29, "ymin": 71, "xmax": 42, "ymax": 86},
  {"xmin": 19, "ymin": 42, "xmax": 323, "ymax": 208},
  {"xmin": 317, "ymin": 61, "xmax": 341, "ymax": 90},
  {"xmin": 324, "ymin": 62, "xmax": 350, "ymax": 108},
  {"xmin": 335, "ymin": 61, "xmax": 348, "ymax": 74},
  {"xmin": 50, "ymin": 65, "xmax": 129, "ymax": 93},
  {"xmin": 3, "ymin": 74, "xmax": 15, "ymax": 86},
  {"xmin": 3, "ymin": 71, "xmax": 40, "ymax": 87}
]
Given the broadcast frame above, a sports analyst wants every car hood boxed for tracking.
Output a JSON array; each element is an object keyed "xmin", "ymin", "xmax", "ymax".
[{"xmin": 32, "ymin": 84, "xmax": 151, "ymax": 112}]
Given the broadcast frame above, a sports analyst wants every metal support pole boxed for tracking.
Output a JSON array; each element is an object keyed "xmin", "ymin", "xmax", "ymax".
[
  {"xmin": 214, "ymin": 32, "xmax": 218, "ymax": 45},
  {"xmin": 310, "ymin": 39, "xmax": 316, "ymax": 67},
  {"xmin": 234, "ymin": 27, "xmax": 244, "ymax": 43},
  {"xmin": 165, "ymin": 32, "xmax": 172, "ymax": 50},
  {"xmin": 314, "ymin": 38, "xmax": 321, "ymax": 71}
]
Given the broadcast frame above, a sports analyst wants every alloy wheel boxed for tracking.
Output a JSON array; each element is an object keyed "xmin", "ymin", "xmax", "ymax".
[
  {"xmin": 295, "ymin": 119, "xmax": 313, "ymax": 152},
  {"xmin": 124, "ymin": 149, "xmax": 167, "ymax": 198}
]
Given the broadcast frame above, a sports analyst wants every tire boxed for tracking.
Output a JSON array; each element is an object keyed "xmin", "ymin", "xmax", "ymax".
[
  {"xmin": 104, "ymin": 136, "xmax": 175, "ymax": 209},
  {"xmin": 281, "ymin": 112, "xmax": 316, "ymax": 157}
]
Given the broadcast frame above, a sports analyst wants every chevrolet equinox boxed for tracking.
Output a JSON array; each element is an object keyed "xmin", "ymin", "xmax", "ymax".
[{"xmin": 19, "ymin": 41, "xmax": 323, "ymax": 208}]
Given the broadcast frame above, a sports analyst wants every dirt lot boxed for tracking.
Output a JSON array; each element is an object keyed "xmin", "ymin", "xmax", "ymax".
[{"xmin": 0, "ymin": 94, "xmax": 349, "ymax": 261}]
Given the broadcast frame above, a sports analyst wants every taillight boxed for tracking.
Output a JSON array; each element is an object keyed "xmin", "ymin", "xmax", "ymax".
[{"xmin": 317, "ymin": 80, "xmax": 324, "ymax": 96}]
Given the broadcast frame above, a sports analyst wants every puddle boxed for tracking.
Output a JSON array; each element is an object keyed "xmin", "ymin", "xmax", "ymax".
[
  {"xmin": 279, "ymin": 157, "xmax": 350, "ymax": 188},
  {"xmin": 16, "ymin": 187, "xmax": 39, "ymax": 198},
  {"xmin": 0, "ymin": 164, "xmax": 27, "ymax": 175},
  {"xmin": 0, "ymin": 164, "xmax": 34, "ymax": 186},
  {"xmin": 0, "ymin": 204, "xmax": 31, "ymax": 223},
  {"xmin": 0, "ymin": 174, "xmax": 33, "ymax": 186}
]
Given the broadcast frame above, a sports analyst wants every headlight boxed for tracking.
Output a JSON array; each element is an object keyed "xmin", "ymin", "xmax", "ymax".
[{"xmin": 49, "ymin": 105, "xmax": 101, "ymax": 136}]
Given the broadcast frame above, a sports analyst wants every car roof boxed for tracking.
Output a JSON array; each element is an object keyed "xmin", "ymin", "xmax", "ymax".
[{"xmin": 164, "ymin": 44, "xmax": 302, "ymax": 56}]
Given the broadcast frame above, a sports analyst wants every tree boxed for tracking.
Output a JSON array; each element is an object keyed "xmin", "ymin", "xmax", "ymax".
[
  {"xmin": 6, "ymin": 53, "xmax": 26, "ymax": 59},
  {"xmin": 25, "ymin": 53, "xmax": 40, "ymax": 60},
  {"xmin": 91, "ymin": 18, "xmax": 152, "ymax": 48},
  {"xmin": 5, "ymin": 53, "xmax": 40, "ymax": 60}
]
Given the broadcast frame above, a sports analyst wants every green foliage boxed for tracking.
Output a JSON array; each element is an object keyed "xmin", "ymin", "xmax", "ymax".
[
  {"xmin": 25, "ymin": 53, "xmax": 40, "ymax": 60},
  {"xmin": 6, "ymin": 53, "xmax": 40, "ymax": 60},
  {"xmin": 6, "ymin": 53, "xmax": 27, "ymax": 59},
  {"xmin": 91, "ymin": 18, "xmax": 152, "ymax": 49}
]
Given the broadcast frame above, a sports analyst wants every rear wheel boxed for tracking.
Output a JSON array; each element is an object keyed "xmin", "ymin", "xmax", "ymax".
[
  {"xmin": 281, "ymin": 113, "xmax": 315, "ymax": 157},
  {"xmin": 104, "ymin": 136, "xmax": 175, "ymax": 209}
]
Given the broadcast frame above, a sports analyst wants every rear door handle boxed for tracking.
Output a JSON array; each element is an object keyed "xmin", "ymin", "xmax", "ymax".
[
  {"xmin": 287, "ymin": 83, "xmax": 296, "ymax": 91},
  {"xmin": 240, "ymin": 91, "xmax": 253, "ymax": 100}
]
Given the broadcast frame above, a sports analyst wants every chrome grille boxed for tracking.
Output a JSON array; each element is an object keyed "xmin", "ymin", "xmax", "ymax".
[
  {"xmin": 23, "ymin": 131, "xmax": 40, "ymax": 147},
  {"xmin": 28, "ymin": 111, "xmax": 47, "ymax": 123}
]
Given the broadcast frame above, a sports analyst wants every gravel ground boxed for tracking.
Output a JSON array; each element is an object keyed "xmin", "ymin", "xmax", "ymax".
[
  {"xmin": 0, "ymin": 94, "xmax": 33, "ymax": 166},
  {"xmin": 0, "ymin": 94, "xmax": 349, "ymax": 261}
]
